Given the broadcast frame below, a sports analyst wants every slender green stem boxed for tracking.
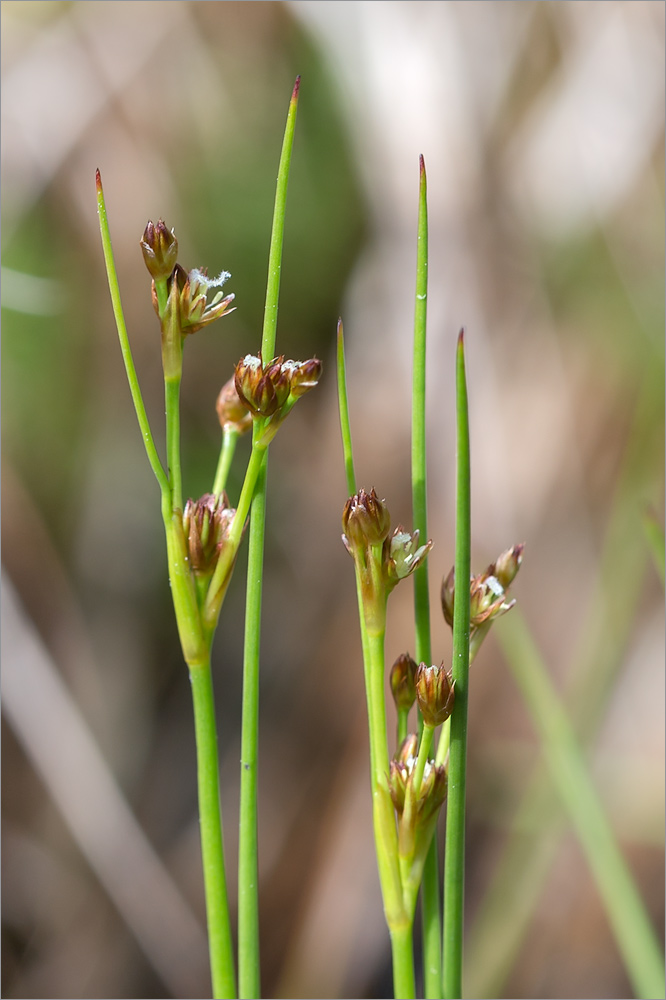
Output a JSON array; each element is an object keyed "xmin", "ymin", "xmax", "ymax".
[
  {"xmin": 442, "ymin": 331, "xmax": 471, "ymax": 1000},
  {"xmin": 238, "ymin": 453, "xmax": 267, "ymax": 1000},
  {"xmin": 337, "ymin": 319, "xmax": 357, "ymax": 496},
  {"xmin": 367, "ymin": 630, "xmax": 413, "ymax": 985},
  {"xmin": 213, "ymin": 427, "xmax": 240, "ymax": 496},
  {"xmin": 435, "ymin": 717, "xmax": 451, "ymax": 768},
  {"xmin": 261, "ymin": 76, "xmax": 300, "ymax": 360},
  {"xmin": 498, "ymin": 612, "xmax": 665, "ymax": 1000},
  {"xmin": 96, "ymin": 170, "xmax": 170, "ymax": 500},
  {"xmin": 204, "ymin": 442, "xmax": 266, "ymax": 626},
  {"xmin": 165, "ymin": 376, "xmax": 183, "ymax": 513},
  {"xmin": 365, "ymin": 628, "xmax": 391, "ymax": 786},
  {"xmin": 412, "ymin": 724, "xmax": 434, "ymax": 796},
  {"xmin": 397, "ymin": 708, "xmax": 409, "ymax": 746},
  {"xmin": 190, "ymin": 658, "xmax": 236, "ymax": 1000},
  {"xmin": 411, "ymin": 154, "xmax": 441, "ymax": 1000},
  {"xmin": 390, "ymin": 923, "xmax": 417, "ymax": 1000},
  {"xmin": 411, "ymin": 154, "xmax": 431, "ymax": 668},
  {"xmin": 237, "ymin": 77, "xmax": 300, "ymax": 998}
]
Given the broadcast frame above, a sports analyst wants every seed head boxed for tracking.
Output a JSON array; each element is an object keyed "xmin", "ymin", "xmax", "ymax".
[
  {"xmin": 216, "ymin": 376, "xmax": 253, "ymax": 434},
  {"xmin": 289, "ymin": 357, "xmax": 323, "ymax": 397},
  {"xmin": 390, "ymin": 652, "xmax": 418, "ymax": 712},
  {"xmin": 141, "ymin": 219, "xmax": 178, "ymax": 281},
  {"xmin": 341, "ymin": 488, "xmax": 391, "ymax": 552},
  {"xmin": 492, "ymin": 543, "xmax": 525, "ymax": 589},
  {"xmin": 182, "ymin": 492, "xmax": 235, "ymax": 576},
  {"xmin": 415, "ymin": 662, "xmax": 455, "ymax": 728}
]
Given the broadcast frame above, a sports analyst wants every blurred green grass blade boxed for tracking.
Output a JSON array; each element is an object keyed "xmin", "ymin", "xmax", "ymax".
[
  {"xmin": 643, "ymin": 511, "xmax": 665, "ymax": 587},
  {"xmin": 465, "ymin": 374, "xmax": 663, "ymax": 997},
  {"xmin": 497, "ymin": 611, "xmax": 665, "ymax": 1000}
]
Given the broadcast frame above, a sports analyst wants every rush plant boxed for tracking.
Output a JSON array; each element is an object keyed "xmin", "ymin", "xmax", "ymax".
[{"xmin": 98, "ymin": 79, "xmax": 664, "ymax": 1000}]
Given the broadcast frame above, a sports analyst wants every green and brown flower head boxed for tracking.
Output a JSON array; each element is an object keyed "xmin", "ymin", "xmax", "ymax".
[
  {"xmin": 388, "ymin": 734, "xmax": 448, "ymax": 823},
  {"xmin": 234, "ymin": 355, "xmax": 323, "ymax": 431},
  {"xmin": 216, "ymin": 376, "xmax": 253, "ymax": 435},
  {"xmin": 182, "ymin": 492, "xmax": 236, "ymax": 578},
  {"xmin": 387, "ymin": 527, "xmax": 433, "ymax": 586},
  {"xmin": 342, "ymin": 488, "xmax": 391, "ymax": 553},
  {"xmin": 442, "ymin": 543, "xmax": 524, "ymax": 630},
  {"xmin": 140, "ymin": 219, "xmax": 178, "ymax": 281},
  {"xmin": 415, "ymin": 662, "xmax": 455, "ymax": 728},
  {"xmin": 390, "ymin": 652, "xmax": 418, "ymax": 712},
  {"xmin": 160, "ymin": 264, "xmax": 235, "ymax": 334}
]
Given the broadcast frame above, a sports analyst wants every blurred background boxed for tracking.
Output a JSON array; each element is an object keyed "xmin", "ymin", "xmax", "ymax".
[{"xmin": 2, "ymin": 2, "xmax": 664, "ymax": 998}]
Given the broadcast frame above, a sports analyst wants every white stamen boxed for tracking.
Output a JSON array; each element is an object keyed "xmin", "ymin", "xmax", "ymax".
[{"xmin": 189, "ymin": 268, "xmax": 231, "ymax": 289}]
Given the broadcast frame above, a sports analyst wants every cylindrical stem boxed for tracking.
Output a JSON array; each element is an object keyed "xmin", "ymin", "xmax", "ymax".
[
  {"xmin": 189, "ymin": 660, "xmax": 236, "ymax": 1000},
  {"xmin": 238, "ymin": 456, "xmax": 268, "ymax": 999},
  {"xmin": 390, "ymin": 922, "xmax": 417, "ymax": 1000},
  {"xmin": 213, "ymin": 427, "xmax": 240, "ymax": 496},
  {"xmin": 165, "ymin": 376, "xmax": 183, "ymax": 513},
  {"xmin": 442, "ymin": 332, "xmax": 471, "ymax": 1000}
]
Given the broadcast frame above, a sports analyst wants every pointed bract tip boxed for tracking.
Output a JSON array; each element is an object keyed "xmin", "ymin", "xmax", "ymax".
[
  {"xmin": 95, "ymin": 168, "xmax": 102, "ymax": 192},
  {"xmin": 457, "ymin": 327, "xmax": 465, "ymax": 347},
  {"xmin": 419, "ymin": 153, "xmax": 425, "ymax": 174},
  {"xmin": 292, "ymin": 75, "xmax": 301, "ymax": 100},
  {"xmin": 337, "ymin": 317, "xmax": 343, "ymax": 336}
]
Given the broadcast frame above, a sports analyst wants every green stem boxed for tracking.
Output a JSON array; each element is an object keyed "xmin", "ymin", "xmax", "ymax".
[
  {"xmin": 442, "ymin": 331, "xmax": 471, "ymax": 1000},
  {"xmin": 435, "ymin": 717, "xmax": 451, "ymax": 768},
  {"xmin": 412, "ymin": 154, "xmax": 441, "ymax": 1000},
  {"xmin": 237, "ymin": 77, "xmax": 300, "ymax": 998},
  {"xmin": 412, "ymin": 724, "xmax": 434, "ymax": 796},
  {"xmin": 498, "ymin": 612, "xmax": 666, "ymax": 1000},
  {"xmin": 204, "ymin": 442, "xmax": 266, "ymax": 627},
  {"xmin": 397, "ymin": 708, "xmax": 409, "ymax": 746},
  {"xmin": 261, "ymin": 76, "xmax": 300, "ymax": 360},
  {"xmin": 365, "ymin": 628, "xmax": 391, "ymax": 787},
  {"xmin": 213, "ymin": 427, "xmax": 240, "ymax": 496},
  {"xmin": 96, "ymin": 170, "xmax": 170, "ymax": 500},
  {"xmin": 165, "ymin": 376, "xmax": 183, "ymax": 513},
  {"xmin": 238, "ymin": 454, "xmax": 267, "ymax": 999},
  {"xmin": 190, "ymin": 658, "xmax": 236, "ymax": 1000},
  {"xmin": 390, "ymin": 922, "xmax": 417, "ymax": 1000}
]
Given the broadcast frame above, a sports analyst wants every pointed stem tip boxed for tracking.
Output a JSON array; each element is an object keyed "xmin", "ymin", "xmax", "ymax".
[
  {"xmin": 419, "ymin": 153, "xmax": 425, "ymax": 175},
  {"xmin": 337, "ymin": 317, "xmax": 343, "ymax": 338},
  {"xmin": 457, "ymin": 326, "xmax": 465, "ymax": 348},
  {"xmin": 95, "ymin": 168, "xmax": 102, "ymax": 193},
  {"xmin": 292, "ymin": 75, "xmax": 301, "ymax": 101}
]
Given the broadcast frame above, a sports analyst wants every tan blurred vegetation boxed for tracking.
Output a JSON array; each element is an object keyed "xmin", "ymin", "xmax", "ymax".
[{"xmin": 2, "ymin": 2, "xmax": 664, "ymax": 998}]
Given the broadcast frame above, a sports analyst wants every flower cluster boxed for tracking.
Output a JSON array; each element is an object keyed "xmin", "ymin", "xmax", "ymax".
[
  {"xmin": 233, "ymin": 354, "xmax": 323, "ymax": 445},
  {"xmin": 415, "ymin": 662, "xmax": 455, "ymax": 728},
  {"xmin": 442, "ymin": 543, "xmax": 523, "ymax": 629},
  {"xmin": 341, "ymin": 489, "xmax": 432, "ymax": 632},
  {"xmin": 216, "ymin": 376, "xmax": 253, "ymax": 435},
  {"xmin": 182, "ymin": 492, "xmax": 237, "ymax": 580},
  {"xmin": 140, "ymin": 220, "xmax": 235, "ymax": 379},
  {"xmin": 235, "ymin": 354, "xmax": 322, "ymax": 414},
  {"xmin": 388, "ymin": 734, "xmax": 448, "ymax": 871},
  {"xmin": 390, "ymin": 653, "xmax": 418, "ymax": 713}
]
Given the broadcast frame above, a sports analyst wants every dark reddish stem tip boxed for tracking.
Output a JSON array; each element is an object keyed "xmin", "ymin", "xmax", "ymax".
[
  {"xmin": 419, "ymin": 153, "xmax": 425, "ymax": 174},
  {"xmin": 457, "ymin": 327, "xmax": 465, "ymax": 348},
  {"xmin": 95, "ymin": 168, "xmax": 102, "ymax": 191},
  {"xmin": 292, "ymin": 75, "xmax": 301, "ymax": 100}
]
